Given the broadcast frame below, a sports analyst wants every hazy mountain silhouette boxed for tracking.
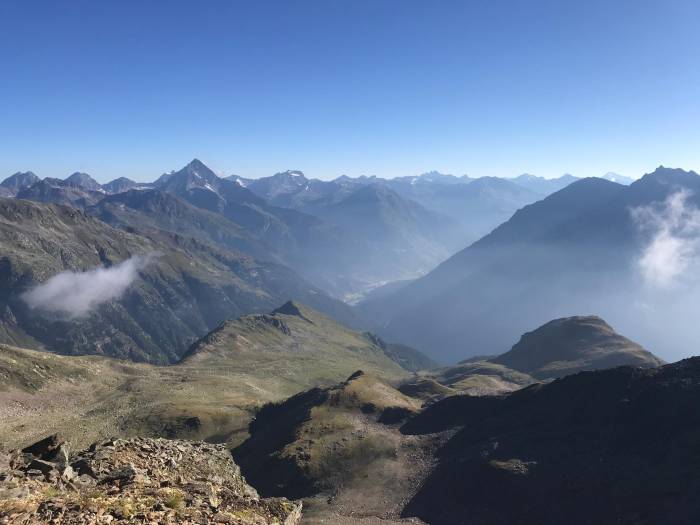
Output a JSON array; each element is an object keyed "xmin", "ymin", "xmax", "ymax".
[
  {"xmin": 0, "ymin": 171, "xmax": 40, "ymax": 196},
  {"xmin": 362, "ymin": 167, "xmax": 700, "ymax": 363},
  {"xmin": 0, "ymin": 197, "xmax": 363, "ymax": 363}
]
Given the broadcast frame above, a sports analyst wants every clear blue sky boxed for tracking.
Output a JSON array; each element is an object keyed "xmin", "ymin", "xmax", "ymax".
[{"xmin": 1, "ymin": 0, "xmax": 699, "ymax": 182}]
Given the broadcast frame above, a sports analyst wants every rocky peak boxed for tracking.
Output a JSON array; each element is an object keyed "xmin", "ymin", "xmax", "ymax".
[
  {"xmin": 103, "ymin": 177, "xmax": 138, "ymax": 194},
  {"xmin": 0, "ymin": 435, "xmax": 302, "ymax": 524},
  {"xmin": 183, "ymin": 158, "xmax": 216, "ymax": 177},
  {"xmin": 0, "ymin": 171, "xmax": 40, "ymax": 192},
  {"xmin": 156, "ymin": 159, "xmax": 222, "ymax": 192},
  {"xmin": 64, "ymin": 172, "xmax": 103, "ymax": 192},
  {"xmin": 639, "ymin": 166, "xmax": 700, "ymax": 186},
  {"xmin": 274, "ymin": 170, "xmax": 306, "ymax": 181},
  {"xmin": 272, "ymin": 301, "xmax": 312, "ymax": 322}
]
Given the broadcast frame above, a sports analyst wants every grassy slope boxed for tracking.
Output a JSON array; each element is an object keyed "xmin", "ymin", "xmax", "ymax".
[
  {"xmin": 0, "ymin": 303, "xmax": 410, "ymax": 450},
  {"xmin": 400, "ymin": 360, "xmax": 535, "ymax": 400},
  {"xmin": 233, "ymin": 371, "xmax": 444, "ymax": 523}
]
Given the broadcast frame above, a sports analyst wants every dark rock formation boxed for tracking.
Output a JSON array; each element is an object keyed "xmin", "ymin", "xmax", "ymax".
[{"xmin": 401, "ymin": 357, "xmax": 700, "ymax": 524}]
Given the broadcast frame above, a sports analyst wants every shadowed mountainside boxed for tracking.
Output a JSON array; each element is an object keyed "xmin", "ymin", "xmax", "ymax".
[
  {"xmin": 0, "ymin": 197, "xmax": 363, "ymax": 363},
  {"xmin": 232, "ymin": 371, "xmax": 444, "ymax": 523},
  {"xmin": 401, "ymin": 357, "xmax": 700, "ymax": 524}
]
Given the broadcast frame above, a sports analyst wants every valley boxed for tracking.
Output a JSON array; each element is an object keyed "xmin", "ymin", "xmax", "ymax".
[
  {"xmin": 1, "ymin": 295, "xmax": 677, "ymax": 523},
  {"xmin": 3, "ymin": 4, "xmax": 699, "ymax": 522},
  {"xmin": 1, "ymin": 163, "xmax": 699, "ymax": 524}
]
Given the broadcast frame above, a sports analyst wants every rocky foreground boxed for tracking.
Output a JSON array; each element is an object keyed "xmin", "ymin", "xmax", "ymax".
[{"xmin": 0, "ymin": 436, "xmax": 301, "ymax": 525}]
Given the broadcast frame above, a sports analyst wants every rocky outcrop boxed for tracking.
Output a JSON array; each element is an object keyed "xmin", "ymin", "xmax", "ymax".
[{"xmin": 0, "ymin": 436, "xmax": 302, "ymax": 524}]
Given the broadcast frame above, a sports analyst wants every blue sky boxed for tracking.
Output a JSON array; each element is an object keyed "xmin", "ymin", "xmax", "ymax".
[{"xmin": 1, "ymin": 0, "xmax": 699, "ymax": 182}]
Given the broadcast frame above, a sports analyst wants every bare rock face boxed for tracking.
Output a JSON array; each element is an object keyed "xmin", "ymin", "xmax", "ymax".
[{"xmin": 0, "ymin": 436, "xmax": 302, "ymax": 524}]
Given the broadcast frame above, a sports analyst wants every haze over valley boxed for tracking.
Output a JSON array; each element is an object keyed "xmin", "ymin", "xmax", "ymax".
[{"xmin": 3, "ymin": 1, "xmax": 700, "ymax": 523}]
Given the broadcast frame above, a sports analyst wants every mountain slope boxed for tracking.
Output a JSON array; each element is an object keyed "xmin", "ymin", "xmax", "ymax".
[
  {"xmin": 602, "ymin": 172, "xmax": 634, "ymax": 184},
  {"xmin": 0, "ymin": 197, "xmax": 363, "ymax": 363},
  {"xmin": 362, "ymin": 168, "xmax": 698, "ymax": 362},
  {"xmin": 103, "ymin": 176, "xmax": 142, "ymax": 193},
  {"xmin": 400, "ymin": 360, "xmax": 535, "ymax": 399},
  {"xmin": 511, "ymin": 173, "xmax": 578, "ymax": 194},
  {"xmin": 245, "ymin": 172, "xmax": 473, "ymax": 299},
  {"xmin": 492, "ymin": 315, "xmax": 663, "ymax": 379},
  {"xmin": 87, "ymin": 189, "xmax": 278, "ymax": 264},
  {"xmin": 16, "ymin": 178, "xmax": 105, "ymax": 209},
  {"xmin": 0, "ymin": 303, "xmax": 412, "ymax": 450},
  {"xmin": 182, "ymin": 301, "xmax": 410, "ymax": 388},
  {"xmin": 232, "ymin": 371, "xmax": 437, "ymax": 523},
  {"xmin": 153, "ymin": 159, "xmax": 306, "ymax": 245},
  {"xmin": 341, "ymin": 173, "xmax": 547, "ymax": 244},
  {"xmin": 153, "ymin": 160, "xmax": 371, "ymax": 296},
  {"xmin": 402, "ymin": 357, "xmax": 700, "ymax": 524},
  {"xmin": 0, "ymin": 171, "xmax": 40, "ymax": 196},
  {"xmin": 399, "ymin": 315, "xmax": 662, "ymax": 399},
  {"xmin": 64, "ymin": 171, "xmax": 103, "ymax": 192}
]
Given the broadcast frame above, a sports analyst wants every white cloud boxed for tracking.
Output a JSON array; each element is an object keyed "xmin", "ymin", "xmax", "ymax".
[
  {"xmin": 22, "ymin": 253, "xmax": 158, "ymax": 319},
  {"xmin": 631, "ymin": 191, "xmax": 700, "ymax": 288}
]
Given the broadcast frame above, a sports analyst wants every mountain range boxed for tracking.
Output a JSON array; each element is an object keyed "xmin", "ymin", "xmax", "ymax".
[
  {"xmin": 1, "ymin": 302, "xmax": 672, "ymax": 523},
  {"xmin": 0, "ymin": 302, "xmax": 417, "ymax": 451},
  {"xmin": 226, "ymin": 312, "xmax": 668, "ymax": 523},
  {"xmin": 0, "ymin": 197, "xmax": 362, "ymax": 363},
  {"xmin": 1, "ymin": 163, "xmax": 588, "ymax": 302},
  {"xmin": 2, "ymin": 159, "xmax": 697, "ymax": 524},
  {"xmin": 361, "ymin": 166, "xmax": 700, "ymax": 362},
  {"xmin": 239, "ymin": 169, "xmax": 581, "ymax": 249}
]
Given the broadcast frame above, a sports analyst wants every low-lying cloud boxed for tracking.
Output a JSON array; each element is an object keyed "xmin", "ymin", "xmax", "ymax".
[
  {"xmin": 631, "ymin": 191, "xmax": 700, "ymax": 288},
  {"xmin": 22, "ymin": 253, "xmax": 158, "ymax": 319}
]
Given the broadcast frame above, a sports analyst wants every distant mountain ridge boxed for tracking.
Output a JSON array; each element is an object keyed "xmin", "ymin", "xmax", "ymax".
[
  {"xmin": 361, "ymin": 166, "xmax": 700, "ymax": 363},
  {"xmin": 241, "ymin": 169, "xmax": 577, "ymax": 270},
  {"xmin": 0, "ymin": 162, "xmax": 680, "ymax": 307},
  {"xmin": 0, "ymin": 197, "xmax": 363, "ymax": 363},
  {"xmin": 510, "ymin": 173, "xmax": 579, "ymax": 194},
  {"xmin": 0, "ymin": 171, "xmax": 40, "ymax": 196}
]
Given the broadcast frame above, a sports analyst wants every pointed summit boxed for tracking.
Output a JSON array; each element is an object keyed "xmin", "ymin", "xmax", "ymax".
[
  {"xmin": 185, "ymin": 158, "xmax": 210, "ymax": 171},
  {"xmin": 1, "ymin": 171, "xmax": 40, "ymax": 192},
  {"xmin": 64, "ymin": 172, "xmax": 102, "ymax": 192},
  {"xmin": 181, "ymin": 159, "xmax": 219, "ymax": 180},
  {"xmin": 103, "ymin": 177, "xmax": 138, "ymax": 194},
  {"xmin": 272, "ymin": 300, "xmax": 307, "ymax": 317},
  {"xmin": 154, "ymin": 159, "xmax": 222, "ymax": 191}
]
